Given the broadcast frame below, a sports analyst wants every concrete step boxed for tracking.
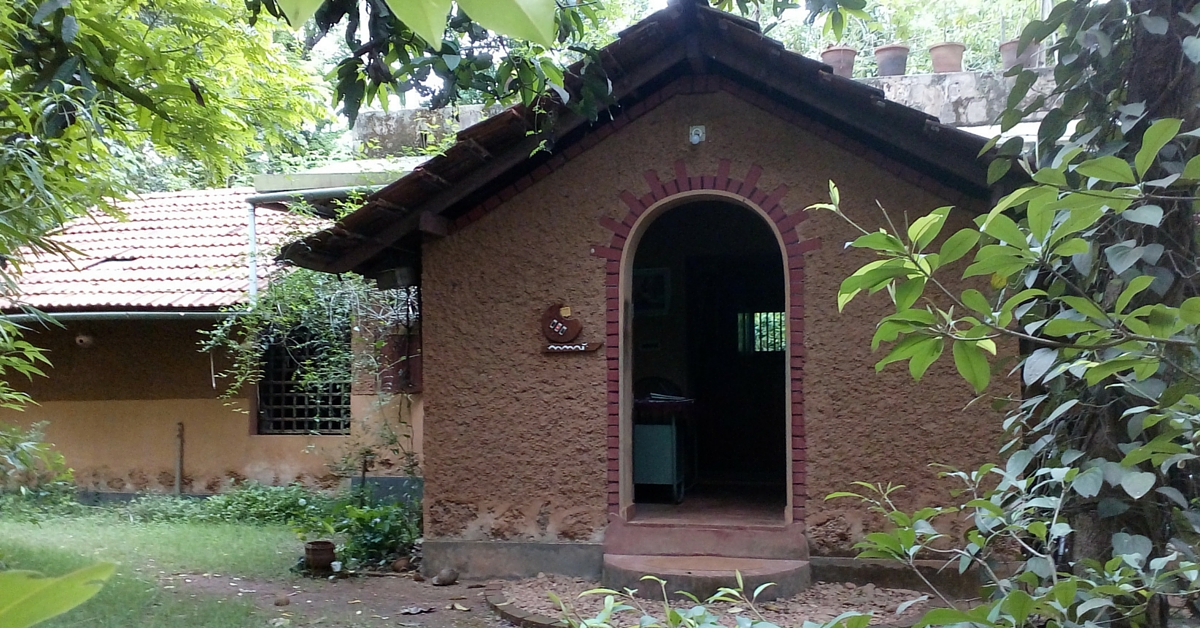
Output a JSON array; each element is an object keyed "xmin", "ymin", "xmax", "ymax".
[
  {"xmin": 604, "ymin": 518, "xmax": 809, "ymax": 560},
  {"xmin": 602, "ymin": 554, "xmax": 811, "ymax": 601}
]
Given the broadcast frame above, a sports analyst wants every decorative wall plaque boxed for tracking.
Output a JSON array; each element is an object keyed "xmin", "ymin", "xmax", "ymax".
[{"xmin": 540, "ymin": 304, "xmax": 602, "ymax": 353}]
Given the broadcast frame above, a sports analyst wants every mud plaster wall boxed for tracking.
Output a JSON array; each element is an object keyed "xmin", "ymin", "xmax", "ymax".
[
  {"xmin": 420, "ymin": 89, "xmax": 1012, "ymax": 547},
  {"xmin": 0, "ymin": 319, "xmax": 422, "ymax": 493}
]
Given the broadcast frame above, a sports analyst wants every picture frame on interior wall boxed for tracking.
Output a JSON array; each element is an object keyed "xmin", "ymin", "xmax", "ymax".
[{"xmin": 632, "ymin": 268, "xmax": 670, "ymax": 317}]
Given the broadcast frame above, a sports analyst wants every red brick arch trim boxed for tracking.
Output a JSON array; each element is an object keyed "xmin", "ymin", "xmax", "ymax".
[{"xmin": 591, "ymin": 160, "xmax": 821, "ymax": 525}]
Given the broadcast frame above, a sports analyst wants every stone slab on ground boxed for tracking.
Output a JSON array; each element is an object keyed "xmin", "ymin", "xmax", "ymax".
[{"xmin": 603, "ymin": 554, "xmax": 811, "ymax": 601}]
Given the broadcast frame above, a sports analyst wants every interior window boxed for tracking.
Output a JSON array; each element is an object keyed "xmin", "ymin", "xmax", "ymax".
[{"xmin": 737, "ymin": 311, "xmax": 785, "ymax": 353}]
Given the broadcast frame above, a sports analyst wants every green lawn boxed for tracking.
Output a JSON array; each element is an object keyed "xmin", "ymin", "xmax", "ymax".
[{"xmin": 0, "ymin": 514, "xmax": 302, "ymax": 627}]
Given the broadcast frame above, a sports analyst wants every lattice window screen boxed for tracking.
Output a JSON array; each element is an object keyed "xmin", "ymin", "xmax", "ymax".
[{"xmin": 257, "ymin": 332, "xmax": 351, "ymax": 435}]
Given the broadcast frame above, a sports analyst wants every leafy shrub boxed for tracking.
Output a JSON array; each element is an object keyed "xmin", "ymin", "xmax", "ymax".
[
  {"xmin": 124, "ymin": 494, "xmax": 208, "ymax": 523},
  {"xmin": 202, "ymin": 482, "xmax": 332, "ymax": 526},
  {"xmin": 123, "ymin": 483, "xmax": 333, "ymax": 526},
  {"xmin": 293, "ymin": 487, "xmax": 423, "ymax": 567},
  {"xmin": 333, "ymin": 500, "xmax": 421, "ymax": 566},
  {"xmin": 0, "ymin": 421, "xmax": 72, "ymax": 493},
  {"xmin": 0, "ymin": 421, "xmax": 79, "ymax": 519}
]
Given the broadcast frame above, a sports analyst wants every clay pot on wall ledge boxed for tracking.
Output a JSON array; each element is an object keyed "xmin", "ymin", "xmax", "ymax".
[
  {"xmin": 874, "ymin": 44, "xmax": 910, "ymax": 76},
  {"xmin": 820, "ymin": 45, "xmax": 858, "ymax": 78},
  {"xmin": 999, "ymin": 39, "xmax": 1040, "ymax": 71},
  {"xmin": 929, "ymin": 42, "xmax": 966, "ymax": 73}
]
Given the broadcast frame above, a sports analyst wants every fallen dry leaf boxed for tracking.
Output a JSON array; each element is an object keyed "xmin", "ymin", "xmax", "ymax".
[
  {"xmin": 452, "ymin": 603, "xmax": 471, "ymax": 612},
  {"xmin": 399, "ymin": 606, "xmax": 435, "ymax": 615}
]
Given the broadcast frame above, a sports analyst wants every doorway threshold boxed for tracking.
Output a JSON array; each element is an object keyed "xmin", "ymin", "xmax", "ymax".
[{"xmin": 631, "ymin": 500, "xmax": 786, "ymax": 528}]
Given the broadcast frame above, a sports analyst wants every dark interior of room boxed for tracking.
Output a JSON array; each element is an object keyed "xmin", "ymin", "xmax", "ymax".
[{"xmin": 631, "ymin": 201, "xmax": 787, "ymax": 521}]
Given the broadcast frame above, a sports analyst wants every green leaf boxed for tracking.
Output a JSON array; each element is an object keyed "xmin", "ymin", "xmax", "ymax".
[
  {"xmin": 1085, "ymin": 358, "xmax": 1145, "ymax": 385},
  {"xmin": 458, "ymin": 0, "xmax": 558, "ymax": 47},
  {"xmin": 1060, "ymin": 296, "xmax": 1108, "ymax": 321},
  {"xmin": 908, "ymin": 337, "xmax": 944, "ymax": 381},
  {"xmin": 1077, "ymin": 598, "xmax": 1114, "ymax": 617},
  {"xmin": 1075, "ymin": 156, "xmax": 1137, "ymax": 183},
  {"xmin": 977, "ymin": 134, "xmax": 1001, "ymax": 158},
  {"xmin": 1052, "ymin": 237, "xmax": 1090, "ymax": 256},
  {"xmin": 1121, "ymin": 204, "xmax": 1163, "ymax": 227},
  {"xmin": 960, "ymin": 289, "xmax": 992, "ymax": 315},
  {"xmin": 275, "ymin": 0, "xmax": 326, "ymax": 27},
  {"xmin": 938, "ymin": 229, "xmax": 980, "ymax": 265},
  {"xmin": 952, "ymin": 340, "xmax": 990, "ymax": 393},
  {"xmin": 1184, "ymin": 155, "xmax": 1200, "ymax": 180},
  {"xmin": 1032, "ymin": 167, "xmax": 1067, "ymax": 187},
  {"xmin": 987, "ymin": 158, "xmax": 1012, "ymax": 185},
  {"xmin": 915, "ymin": 607, "xmax": 979, "ymax": 627},
  {"xmin": 1183, "ymin": 36, "xmax": 1200, "ymax": 64},
  {"xmin": 850, "ymin": 231, "xmax": 905, "ymax": 253},
  {"xmin": 1120, "ymin": 471, "xmax": 1156, "ymax": 499},
  {"xmin": 1023, "ymin": 347, "xmax": 1057, "ymax": 385},
  {"xmin": 876, "ymin": 335, "xmax": 931, "ymax": 371},
  {"xmin": 1002, "ymin": 589, "xmax": 1035, "ymax": 624},
  {"xmin": 1135, "ymin": 118, "xmax": 1181, "ymax": 177},
  {"xmin": 1006, "ymin": 71, "xmax": 1038, "ymax": 111},
  {"xmin": 1073, "ymin": 467, "xmax": 1103, "ymax": 498},
  {"xmin": 383, "ymin": 0, "xmax": 453, "ymax": 46},
  {"xmin": 1139, "ymin": 14, "xmax": 1170, "ymax": 34},
  {"xmin": 980, "ymin": 213, "xmax": 1027, "ymax": 249},
  {"xmin": 1048, "ymin": 204, "xmax": 1105, "ymax": 248},
  {"xmin": 908, "ymin": 207, "xmax": 951, "ymax": 250},
  {"xmin": 1181, "ymin": 297, "xmax": 1200, "ymax": 324},
  {"xmin": 893, "ymin": 277, "xmax": 926, "ymax": 311},
  {"xmin": 1116, "ymin": 276, "xmax": 1155, "ymax": 313},
  {"xmin": 0, "ymin": 563, "xmax": 115, "ymax": 628}
]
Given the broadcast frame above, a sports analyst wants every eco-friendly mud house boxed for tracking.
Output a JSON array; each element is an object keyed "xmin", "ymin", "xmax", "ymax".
[{"xmin": 282, "ymin": 0, "xmax": 1014, "ymax": 590}]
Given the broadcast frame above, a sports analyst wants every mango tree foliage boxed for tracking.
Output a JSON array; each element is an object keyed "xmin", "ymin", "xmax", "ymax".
[
  {"xmin": 1, "ymin": 0, "xmax": 327, "ymax": 277},
  {"xmin": 810, "ymin": 0, "xmax": 1200, "ymax": 624}
]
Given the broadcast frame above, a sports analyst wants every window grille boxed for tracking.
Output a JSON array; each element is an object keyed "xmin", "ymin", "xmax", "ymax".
[
  {"xmin": 737, "ymin": 312, "xmax": 786, "ymax": 353},
  {"xmin": 258, "ymin": 331, "xmax": 351, "ymax": 435}
]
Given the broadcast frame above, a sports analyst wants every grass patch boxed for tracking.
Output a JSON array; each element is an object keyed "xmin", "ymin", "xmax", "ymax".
[
  {"xmin": 0, "ymin": 513, "xmax": 302, "ymax": 578},
  {"xmin": 0, "ymin": 513, "xmax": 302, "ymax": 627}
]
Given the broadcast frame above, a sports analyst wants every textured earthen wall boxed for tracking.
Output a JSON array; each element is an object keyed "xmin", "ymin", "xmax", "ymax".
[
  {"xmin": 0, "ymin": 320, "xmax": 423, "ymax": 493},
  {"xmin": 421, "ymin": 87, "xmax": 1010, "ymax": 548}
]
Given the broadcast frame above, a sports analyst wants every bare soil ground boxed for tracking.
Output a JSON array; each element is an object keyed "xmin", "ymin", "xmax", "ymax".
[
  {"xmin": 166, "ymin": 571, "xmax": 510, "ymax": 628},
  {"xmin": 502, "ymin": 575, "xmax": 933, "ymax": 627},
  {"xmin": 161, "ymin": 570, "xmax": 932, "ymax": 627}
]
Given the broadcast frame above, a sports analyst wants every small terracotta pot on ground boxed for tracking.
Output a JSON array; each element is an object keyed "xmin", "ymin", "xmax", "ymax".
[
  {"xmin": 304, "ymin": 540, "xmax": 336, "ymax": 573},
  {"xmin": 874, "ymin": 44, "xmax": 910, "ymax": 76},
  {"xmin": 928, "ymin": 42, "xmax": 966, "ymax": 73},
  {"xmin": 999, "ymin": 39, "xmax": 1040, "ymax": 71},
  {"xmin": 820, "ymin": 45, "xmax": 857, "ymax": 78}
]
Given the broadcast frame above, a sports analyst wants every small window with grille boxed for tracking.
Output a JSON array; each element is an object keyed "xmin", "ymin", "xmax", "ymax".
[
  {"xmin": 257, "ymin": 330, "xmax": 351, "ymax": 435},
  {"xmin": 737, "ymin": 312, "xmax": 786, "ymax": 353}
]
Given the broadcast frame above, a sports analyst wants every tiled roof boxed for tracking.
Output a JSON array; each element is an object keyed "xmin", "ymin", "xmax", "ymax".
[{"xmin": 11, "ymin": 187, "xmax": 323, "ymax": 311}]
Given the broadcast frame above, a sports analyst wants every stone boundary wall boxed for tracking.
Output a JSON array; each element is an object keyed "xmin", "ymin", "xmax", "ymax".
[{"xmin": 354, "ymin": 69, "xmax": 1056, "ymax": 157}]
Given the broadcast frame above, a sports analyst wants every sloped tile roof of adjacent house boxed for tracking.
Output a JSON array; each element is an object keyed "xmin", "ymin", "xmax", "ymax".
[
  {"xmin": 10, "ymin": 187, "xmax": 321, "ymax": 312},
  {"xmin": 280, "ymin": 0, "xmax": 1015, "ymax": 278}
]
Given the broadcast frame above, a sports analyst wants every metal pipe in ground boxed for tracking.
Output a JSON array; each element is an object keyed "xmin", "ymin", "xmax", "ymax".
[{"xmin": 175, "ymin": 422, "xmax": 184, "ymax": 495}]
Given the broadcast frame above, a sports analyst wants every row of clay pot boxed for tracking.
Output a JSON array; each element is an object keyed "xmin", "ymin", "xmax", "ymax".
[{"xmin": 820, "ymin": 39, "xmax": 1040, "ymax": 78}]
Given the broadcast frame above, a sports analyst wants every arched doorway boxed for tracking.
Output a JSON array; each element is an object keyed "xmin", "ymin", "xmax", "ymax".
[{"xmin": 626, "ymin": 199, "xmax": 788, "ymax": 523}]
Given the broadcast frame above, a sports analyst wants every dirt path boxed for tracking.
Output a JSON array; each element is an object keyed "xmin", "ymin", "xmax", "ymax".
[{"xmin": 164, "ymin": 571, "xmax": 511, "ymax": 628}]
